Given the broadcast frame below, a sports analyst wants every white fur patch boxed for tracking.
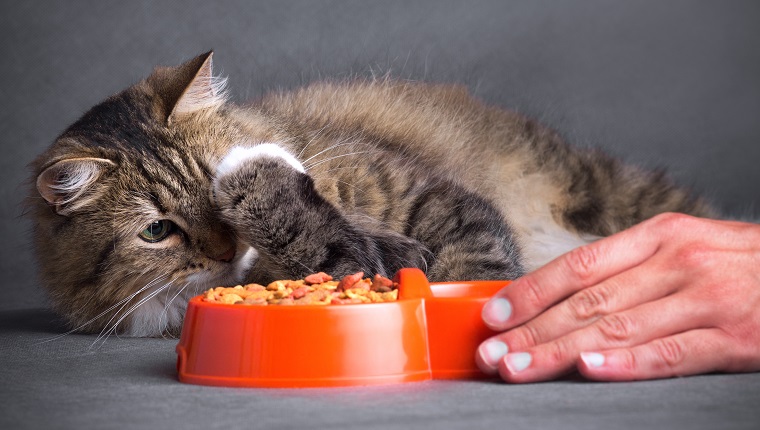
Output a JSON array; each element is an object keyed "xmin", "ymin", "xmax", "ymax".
[
  {"xmin": 48, "ymin": 164, "xmax": 100, "ymax": 204},
  {"xmin": 233, "ymin": 246, "xmax": 259, "ymax": 281},
  {"xmin": 216, "ymin": 144, "xmax": 305, "ymax": 177},
  {"xmin": 520, "ymin": 219, "xmax": 600, "ymax": 271},
  {"xmin": 494, "ymin": 172, "xmax": 600, "ymax": 272},
  {"xmin": 124, "ymin": 285, "xmax": 191, "ymax": 337},
  {"xmin": 124, "ymin": 246, "xmax": 259, "ymax": 337},
  {"xmin": 37, "ymin": 157, "xmax": 115, "ymax": 214}
]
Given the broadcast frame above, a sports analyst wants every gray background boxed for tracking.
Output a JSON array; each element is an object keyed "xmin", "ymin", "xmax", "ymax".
[
  {"xmin": 1, "ymin": 1, "xmax": 759, "ymax": 429},
  {"xmin": 1, "ymin": 0, "xmax": 759, "ymax": 310}
]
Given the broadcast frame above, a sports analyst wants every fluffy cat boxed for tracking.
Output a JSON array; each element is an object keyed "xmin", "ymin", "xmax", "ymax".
[{"xmin": 29, "ymin": 52, "xmax": 713, "ymax": 337}]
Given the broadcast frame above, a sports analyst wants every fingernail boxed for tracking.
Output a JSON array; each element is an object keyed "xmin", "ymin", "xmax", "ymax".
[
  {"xmin": 580, "ymin": 352, "xmax": 605, "ymax": 368},
  {"xmin": 482, "ymin": 297, "xmax": 512, "ymax": 326},
  {"xmin": 478, "ymin": 340, "xmax": 509, "ymax": 369},
  {"xmin": 504, "ymin": 352, "xmax": 532, "ymax": 373}
]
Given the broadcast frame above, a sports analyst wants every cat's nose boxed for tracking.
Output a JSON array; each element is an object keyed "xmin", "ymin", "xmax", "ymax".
[{"xmin": 210, "ymin": 246, "xmax": 236, "ymax": 263}]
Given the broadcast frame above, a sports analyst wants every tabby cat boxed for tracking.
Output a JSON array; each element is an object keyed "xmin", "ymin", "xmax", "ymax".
[{"xmin": 29, "ymin": 52, "xmax": 712, "ymax": 337}]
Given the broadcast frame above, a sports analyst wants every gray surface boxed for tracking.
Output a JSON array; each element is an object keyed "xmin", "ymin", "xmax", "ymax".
[
  {"xmin": 2, "ymin": 309, "xmax": 759, "ymax": 430},
  {"xmin": 1, "ymin": 1, "xmax": 760, "ymax": 429}
]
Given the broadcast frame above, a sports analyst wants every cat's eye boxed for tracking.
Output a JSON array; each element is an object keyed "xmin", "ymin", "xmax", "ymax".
[{"xmin": 139, "ymin": 220, "xmax": 175, "ymax": 243}]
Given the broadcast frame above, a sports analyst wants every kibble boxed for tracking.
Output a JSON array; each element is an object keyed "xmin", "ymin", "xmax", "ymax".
[{"xmin": 202, "ymin": 272, "xmax": 399, "ymax": 306}]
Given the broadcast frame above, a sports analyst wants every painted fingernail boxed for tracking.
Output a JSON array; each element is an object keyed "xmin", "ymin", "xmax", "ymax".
[
  {"xmin": 504, "ymin": 352, "xmax": 532, "ymax": 374},
  {"xmin": 580, "ymin": 352, "xmax": 605, "ymax": 368},
  {"xmin": 478, "ymin": 340, "xmax": 509, "ymax": 370},
  {"xmin": 482, "ymin": 298, "xmax": 512, "ymax": 326}
]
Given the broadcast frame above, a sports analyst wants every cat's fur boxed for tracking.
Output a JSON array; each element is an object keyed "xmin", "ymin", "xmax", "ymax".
[{"xmin": 29, "ymin": 52, "xmax": 713, "ymax": 337}]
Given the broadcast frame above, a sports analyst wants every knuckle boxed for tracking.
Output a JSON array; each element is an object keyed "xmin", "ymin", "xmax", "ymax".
[
  {"xmin": 597, "ymin": 313, "xmax": 635, "ymax": 343},
  {"xmin": 567, "ymin": 286, "xmax": 611, "ymax": 321},
  {"xmin": 648, "ymin": 212, "xmax": 708, "ymax": 243},
  {"xmin": 618, "ymin": 349, "xmax": 639, "ymax": 374},
  {"xmin": 521, "ymin": 324, "xmax": 544, "ymax": 348},
  {"xmin": 673, "ymin": 243, "xmax": 713, "ymax": 271},
  {"xmin": 509, "ymin": 324, "xmax": 543, "ymax": 350},
  {"xmin": 650, "ymin": 212, "xmax": 691, "ymax": 231},
  {"xmin": 564, "ymin": 245, "xmax": 600, "ymax": 284},
  {"xmin": 548, "ymin": 338, "xmax": 572, "ymax": 364},
  {"xmin": 652, "ymin": 338, "xmax": 686, "ymax": 370},
  {"xmin": 520, "ymin": 276, "xmax": 547, "ymax": 312}
]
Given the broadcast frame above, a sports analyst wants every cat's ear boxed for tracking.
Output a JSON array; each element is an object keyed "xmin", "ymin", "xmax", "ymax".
[
  {"xmin": 147, "ymin": 51, "xmax": 228, "ymax": 124},
  {"xmin": 36, "ymin": 157, "xmax": 115, "ymax": 216}
]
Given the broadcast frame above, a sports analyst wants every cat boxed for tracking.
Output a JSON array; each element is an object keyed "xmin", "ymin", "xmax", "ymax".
[{"xmin": 29, "ymin": 52, "xmax": 713, "ymax": 337}]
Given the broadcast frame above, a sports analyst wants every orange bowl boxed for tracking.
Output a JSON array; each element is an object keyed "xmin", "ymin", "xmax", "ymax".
[
  {"xmin": 176, "ymin": 268, "xmax": 510, "ymax": 388},
  {"xmin": 426, "ymin": 281, "xmax": 509, "ymax": 378},
  {"xmin": 394, "ymin": 268, "xmax": 509, "ymax": 379}
]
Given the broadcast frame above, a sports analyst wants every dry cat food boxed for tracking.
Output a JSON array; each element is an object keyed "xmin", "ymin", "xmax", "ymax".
[{"xmin": 203, "ymin": 272, "xmax": 399, "ymax": 306}]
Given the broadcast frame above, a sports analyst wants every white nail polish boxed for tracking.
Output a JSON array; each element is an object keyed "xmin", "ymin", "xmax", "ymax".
[
  {"xmin": 580, "ymin": 352, "xmax": 605, "ymax": 368},
  {"xmin": 481, "ymin": 340, "xmax": 509, "ymax": 367},
  {"xmin": 483, "ymin": 298, "xmax": 512, "ymax": 325},
  {"xmin": 505, "ymin": 352, "xmax": 532, "ymax": 373}
]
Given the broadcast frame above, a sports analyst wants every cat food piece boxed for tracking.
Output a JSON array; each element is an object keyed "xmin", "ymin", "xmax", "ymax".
[
  {"xmin": 202, "ymin": 272, "xmax": 399, "ymax": 306},
  {"xmin": 304, "ymin": 272, "xmax": 333, "ymax": 284},
  {"xmin": 336, "ymin": 271, "xmax": 365, "ymax": 291},
  {"xmin": 371, "ymin": 274, "xmax": 394, "ymax": 292},
  {"xmin": 291, "ymin": 286, "xmax": 310, "ymax": 299}
]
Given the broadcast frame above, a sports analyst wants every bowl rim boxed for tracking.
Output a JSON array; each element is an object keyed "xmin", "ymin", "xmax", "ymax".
[{"xmin": 188, "ymin": 277, "xmax": 511, "ymax": 309}]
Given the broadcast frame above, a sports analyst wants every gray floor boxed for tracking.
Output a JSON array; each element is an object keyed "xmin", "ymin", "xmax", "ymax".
[
  {"xmin": 1, "ymin": 1, "xmax": 759, "ymax": 429},
  {"xmin": 2, "ymin": 309, "xmax": 759, "ymax": 430}
]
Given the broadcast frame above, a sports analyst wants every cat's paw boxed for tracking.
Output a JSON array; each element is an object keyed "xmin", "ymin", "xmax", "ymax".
[
  {"xmin": 213, "ymin": 143, "xmax": 305, "ymax": 206},
  {"xmin": 211, "ymin": 143, "xmax": 321, "ymax": 255},
  {"xmin": 212, "ymin": 143, "xmax": 310, "ymax": 216}
]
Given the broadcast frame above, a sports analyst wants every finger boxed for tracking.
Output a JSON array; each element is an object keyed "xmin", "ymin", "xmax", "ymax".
[
  {"xmin": 475, "ymin": 338, "xmax": 508, "ymax": 375},
  {"xmin": 495, "ymin": 293, "xmax": 712, "ymax": 383},
  {"xmin": 577, "ymin": 329, "xmax": 730, "ymax": 381},
  {"xmin": 476, "ymin": 259, "xmax": 680, "ymax": 375},
  {"xmin": 482, "ymin": 219, "xmax": 665, "ymax": 331},
  {"xmin": 491, "ymin": 257, "xmax": 682, "ymax": 353}
]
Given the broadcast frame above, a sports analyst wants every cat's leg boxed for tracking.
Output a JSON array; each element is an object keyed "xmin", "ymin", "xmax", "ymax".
[
  {"xmin": 404, "ymin": 182, "xmax": 525, "ymax": 281},
  {"xmin": 212, "ymin": 145, "xmax": 427, "ymax": 281}
]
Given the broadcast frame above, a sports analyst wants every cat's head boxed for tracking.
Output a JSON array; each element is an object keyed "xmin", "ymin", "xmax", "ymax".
[{"xmin": 30, "ymin": 52, "xmax": 259, "ymax": 337}]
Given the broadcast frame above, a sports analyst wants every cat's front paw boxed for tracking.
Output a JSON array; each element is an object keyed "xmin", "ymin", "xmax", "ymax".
[
  {"xmin": 213, "ymin": 143, "xmax": 305, "ymax": 205},
  {"xmin": 212, "ymin": 143, "xmax": 321, "ymax": 256},
  {"xmin": 212, "ymin": 143, "xmax": 313, "ymax": 221}
]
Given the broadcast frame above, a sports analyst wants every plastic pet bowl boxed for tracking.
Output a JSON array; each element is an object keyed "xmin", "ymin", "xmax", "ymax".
[{"xmin": 176, "ymin": 268, "xmax": 510, "ymax": 388}]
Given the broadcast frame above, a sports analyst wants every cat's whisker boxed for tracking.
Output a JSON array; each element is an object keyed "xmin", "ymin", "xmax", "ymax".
[
  {"xmin": 87, "ymin": 271, "xmax": 169, "ymax": 341},
  {"xmin": 35, "ymin": 272, "xmax": 165, "ymax": 345},
  {"xmin": 293, "ymin": 259, "xmax": 314, "ymax": 274},
  {"xmin": 297, "ymin": 123, "xmax": 332, "ymax": 159},
  {"xmin": 304, "ymin": 151, "xmax": 375, "ymax": 170},
  {"xmin": 267, "ymin": 252, "xmax": 314, "ymax": 276},
  {"xmin": 307, "ymin": 165, "xmax": 359, "ymax": 175},
  {"xmin": 90, "ymin": 278, "xmax": 175, "ymax": 349},
  {"xmin": 306, "ymin": 162, "xmax": 384, "ymax": 188},
  {"xmin": 88, "ymin": 276, "xmax": 169, "ymax": 347},
  {"xmin": 159, "ymin": 281, "xmax": 192, "ymax": 339},
  {"xmin": 300, "ymin": 137, "xmax": 369, "ymax": 165},
  {"xmin": 92, "ymin": 271, "xmax": 168, "ymax": 340}
]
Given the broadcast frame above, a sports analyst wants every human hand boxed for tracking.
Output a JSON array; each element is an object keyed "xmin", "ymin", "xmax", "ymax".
[{"xmin": 476, "ymin": 213, "xmax": 760, "ymax": 382}]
